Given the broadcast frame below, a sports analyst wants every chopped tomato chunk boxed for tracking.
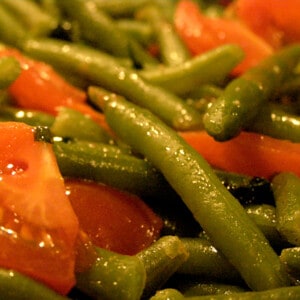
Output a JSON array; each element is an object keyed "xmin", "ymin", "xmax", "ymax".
[
  {"xmin": 0, "ymin": 122, "xmax": 79, "ymax": 294},
  {"xmin": 65, "ymin": 179, "xmax": 163, "ymax": 255}
]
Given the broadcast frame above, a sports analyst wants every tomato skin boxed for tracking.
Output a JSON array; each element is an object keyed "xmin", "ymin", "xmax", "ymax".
[
  {"xmin": 174, "ymin": 0, "xmax": 273, "ymax": 74},
  {"xmin": 0, "ymin": 122, "xmax": 79, "ymax": 295},
  {"xmin": 233, "ymin": 0, "xmax": 300, "ymax": 49},
  {"xmin": 65, "ymin": 179, "xmax": 163, "ymax": 255}
]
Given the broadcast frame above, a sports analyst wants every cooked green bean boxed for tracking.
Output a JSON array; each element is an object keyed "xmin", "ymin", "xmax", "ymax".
[
  {"xmin": 23, "ymin": 38, "xmax": 203, "ymax": 130},
  {"xmin": 50, "ymin": 107, "xmax": 111, "ymax": 143},
  {"xmin": 0, "ymin": 3, "xmax": 28, "ymax": 48},
  {"xmin": 102, "ymin": 95, "xmax": 291, "ymax": 290},
  {"xmin": 272, "ymin": 172, "xmax": 300, "ymax": 246},
  {"xmin": 75, "ymin": 246, "xmax": 146, "ymax": 300},
  {"xmin": 182, "ymin": 282, "xmax": 247, "ymax": 297},
  {"xmin": 139, "ymin": 44, "xmax": 244, "ymax": 95},
  {"xmin": 177, "ymin": 238, "xmax": 241, "ymax": 282},
  {"xmin": 1, "ymin": 0, "xmax": 58, "ymax": 37},
  {"xmin": 53, "ymin": 140, "xmax": 174, "ymax": 198},
  {"xmin": 0, "ymin": 268, "xmax": 69, "ymax": 300},
  {"xmin": 203, "ymin": 44, "xmax": 300, "ymax": 141},
  {"xmin": 137, "ymin": 235, "xmax": 189, "ymax": 298},
  {"xmin": 151, "ymin": 286, "xmax": 300, "ymax": 300},
  {"xmin": 0, "ymin": 106, "xmax": 55, "ymax": 126},
  {"xmin": 137, "ymin": 3, "xmax": 191, "ymax": 66},
  {"xmin": 280, "ymin": 247, "xmax": 300, "ymax": 282},
  {"xmin": 0, "ymin": 56, "xmax": 21, "ymax": 89}
]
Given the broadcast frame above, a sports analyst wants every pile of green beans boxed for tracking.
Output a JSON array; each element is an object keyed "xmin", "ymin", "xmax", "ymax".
[{"xmin": 1, "ymin": 0, "xmax": 300, "ymax": 299}]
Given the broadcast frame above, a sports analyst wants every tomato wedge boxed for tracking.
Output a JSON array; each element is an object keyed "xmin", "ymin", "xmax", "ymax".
[
  {"xmin": 232, "ymin": 0, "xmax": 300, "ymax": 49},
  {"xmin": 0, "ymin": 122, "xmax": 79, "ymax": 295},
  {"xmin": 174, "ymin": 0, "xmax": 273, "ymax": 74},
  {"xmin": 0, "ymin": 47, "xmax": 107, "ymax": 128},
  {"xmin": 65, "ymin": 179, "xmax": 163, "ymax": 255}
]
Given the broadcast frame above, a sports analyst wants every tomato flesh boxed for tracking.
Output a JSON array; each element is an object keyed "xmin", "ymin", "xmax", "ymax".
[
  {"xmin": 65, "ymin": 179, "xmax": 163, "ymax": 255},
  {"xmin": 0, "ymin": 122, "xmax": 79, "ymax": 295}
]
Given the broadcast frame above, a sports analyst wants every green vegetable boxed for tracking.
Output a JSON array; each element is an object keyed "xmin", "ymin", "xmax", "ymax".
[
  {"xmin": 139, "ymin": 44, "xmax": 244, "ymax": 96},
  {"xmin": 0, "ymin": 56, "xmax": 21, "ymax": 89},
  {"xmin": 23, "ymin": 38, "xmax": 203, "ymax": 130},
  {"xmin": 203, "ymin": 44, "xmax": 300, "ymax": 141},
  {"xmin": 102, "ymin": 95, "xmax": 291, "ymax": 291},
  {"xmin": 137, "ymin": 235, "xmax": 189, "ymax": 298},
  {"xmin": 76, "ymin": 246, "xmax": 146, "ymax": 300},
  {"xmin": 0, "ymin": 268, "xmax": 69, "ymax": 300},
  {"xmin": 272, "ymin": 172, "xmax": 300, "ymax": 246}
]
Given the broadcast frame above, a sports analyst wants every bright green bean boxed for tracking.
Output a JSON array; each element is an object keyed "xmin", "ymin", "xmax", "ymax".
[{"xmin": 102, "ymin": 95, "xmax": 291, "ymax": 291}]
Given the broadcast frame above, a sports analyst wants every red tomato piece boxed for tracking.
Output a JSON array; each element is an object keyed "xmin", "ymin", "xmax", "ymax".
[
  {"xmin": 174, "ymin": 0, "xmax": 273, "ymax": 74},
  {"xmin": 0, "ymin": 122, "xmax": 79, "ymax": 295},
  {"xmin": 233, "ymin": 0, "xmax": 300, "ymax": 49},
  {"xmin": 65, "ymin": 179, "xmax": 163, "ymax": 255}
]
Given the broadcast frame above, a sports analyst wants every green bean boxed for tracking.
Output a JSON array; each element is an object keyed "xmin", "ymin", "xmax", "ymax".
[
  {"xmin": 0, "ymin": 268, "xmax": 69, "ymax": 300},
  {"xmin": 93, "ymin": 0, "xmax": 152, "ymax": 18},
  {"xmin": 137, "ymin": 235, "xmax": 189, "ymax": 298},
  {"xmin": 203, "ymin": 44, "xmax": 300, "ymax": 141},
  {"xmin": 150, "ymin": 288, "xmax": 184, "ymax": 300},
  {"xmin": 272, "ymin": 172, "xmax": 300, "ymax": 246},
  {"xmin": 75, "ymin": 246, "xmax": 145, "ymax": 300},
  {"xmin": 116, "ymin": 19, "xmax": 154, "ymax": 47},
  {"xmin": 280, "ymin": 247, "xmax": 300, "ymax": 282},
  {"xmin": 182, "ymin": 282, "xmax": 247, "ymax": 297},
  {"xmin": 50, "ymin": 107, "xmax": 111, "ymax": 143},
  {"xmin": 245, "ymin": 204, "xmax": 287, "ymax": 250},
  {"xmin": 137, "ymin": 3, "xmax": 191, "ymax": 66},
  {"xmin": 139, "ymin": 44, "xmax": 244, "ymax": 96},
  {"xmin": 177, "ymin": 238, "xmax": 241, "ymax": 282},
  {"xmin": 1, "ymin": 0, "xmax": 58, "ymax": 37},
  {"xmin": 152, "ymin": 286, "xmax": 300, "ymax": 300},
  {"xmin": 246, "ymin": 103, "xmax": 300, "ymax": 142},
  {"xmin": 52, "ymin": 140, "xmax": 174, "ymax": 198},
  {"xmin": 0, "ymin": 106, "xmax": 55, "ymax": 126},
  {"xmin": 0, "ymin": 56, "xmax": 21, "ymax": 89},
  {"xmin": 0, "ymin": 3, "xmax": 28, "ymax": 48},
  {"xmin": 102, "ymin": 95, "xmax": 291, "ymax": 291},
  {"xmin": 58, "ymin": 0, "xmax": 156, "ymax": 66},
  {"xmin": 23, "ymin": 38, "xmax": 203, "ymax": 130}
]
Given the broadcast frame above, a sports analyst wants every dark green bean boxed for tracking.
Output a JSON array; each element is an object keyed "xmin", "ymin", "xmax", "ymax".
[
  {"xmin": 272, "ymin": 172, "xmax": 300, "ymax": 246},
  {"xmin": 0, "ymin": 56, "xmax": 21, "ymax": 89},
  {"xmin": 0, "ymin": 268, "xmax": 69, "ymax": 300},
  {"xmin": 53, "ymin": 140, "xmax": 174, "ymax": 198},
  {"xmin": 76, "ymin": 246, "xmax": 145, "ymax": 300},
  {"xmin": 203, "ymin": 44, "xmax": 300, "ymax": 141},
  {"xmin": 102, "ymin": 95, "xmax": 291, "ymax": 291},
  {"xmin": 137, "ymin": 235, "xmax": 189, "ymax": 298},
  {"xmin": 139, "ymin": 44, "xmax": 244, "ymax": 96},
  {"xmin": 23, "ymin": 38, "xmax": 203, "ymax": 130},
  {"xmin": 50, "ymin": 107, "xmax": 111, "ymax": 143}
]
